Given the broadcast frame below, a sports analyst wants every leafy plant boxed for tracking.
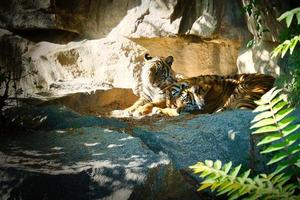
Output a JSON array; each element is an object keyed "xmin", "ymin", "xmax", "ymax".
[
  {"xmin": 190, "ymin": 160, "xmax": 298, "ymax": 200},
  {"xmin": 272, "ymin": 7, "xmax": 300, "ymax": 58},
  {"xmin": 251, "ymin": 88, "xmax": 300, "ymax": 174},
  {"xmin": 190, "ymin": 88, "xmax": 300, "ymax": 200},
  {"xmin": 272, "ymin": 7, "xmax": 300, "ymax": 106}
]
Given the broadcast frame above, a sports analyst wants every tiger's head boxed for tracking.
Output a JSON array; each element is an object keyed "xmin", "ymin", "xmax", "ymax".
[
  {"xmin": 166, "ymin": 82, "xmax": 209, "ymax": 113},
  {"xmin": 140, "ymin": 53, "xmax": 176, "ymax": 101},
  {"xmin": 142, "ymin": 53, "xmax": 176, "ymax": 88}
]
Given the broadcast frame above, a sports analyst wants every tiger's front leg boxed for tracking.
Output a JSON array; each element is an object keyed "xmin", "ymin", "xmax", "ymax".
[
  {"xmin": 152, "ymin": 107, "xmax": 180, "ymax": 116},
  {"xmin": 134, "ymin": 99, "xmax": 167, "ymax": 115},
  {"xmin": 125, "ymin": 98, "xmax": 148, "ymax": 113},
  {"xmin": 152, "ymin": 101, "xmax": 186, "ymax": 116}
]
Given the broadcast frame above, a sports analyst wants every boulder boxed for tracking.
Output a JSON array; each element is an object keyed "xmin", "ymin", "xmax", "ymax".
[
  {"xmin": 3, "ymin": 98, "xmax": 299, "ymax": 199},
  {"xmin": 0, "ymin": 0, "xmax": 249, "ymax": 40},
  {"xmin": 0, "ymin": 32, "xmax": 241, "ymax": 99},
  {"xmin": 237, "ymin": 40, "xmax": 280, "ymax": 77},
  {"xmin": 0, "ymin": 104, "xmax": 204, "ymax": 200},
  {"xmin": 133, "ymin": 110, "xmax": 256, "ymax": 169}
]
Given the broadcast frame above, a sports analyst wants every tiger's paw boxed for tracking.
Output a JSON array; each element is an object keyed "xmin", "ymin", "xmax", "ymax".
[
  {"xmin": 152, "ymin": 107, "xmax": 180, "ymax": 117},
  {"xmin": 166, "ymin": 108, "xmax": 180, "ymax": 117},
  {"xmin": 152, "ymin": 107, "xmax": 163, "ymax": 115}
]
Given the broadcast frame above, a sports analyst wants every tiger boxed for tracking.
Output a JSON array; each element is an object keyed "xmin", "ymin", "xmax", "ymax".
[
  {"xmin": 124, "ymin": 53, "xmax": 177, "ymax": 116},
  {"xmin": 153, "ymin": 74, "xmax": 275, "ymax": 116}
]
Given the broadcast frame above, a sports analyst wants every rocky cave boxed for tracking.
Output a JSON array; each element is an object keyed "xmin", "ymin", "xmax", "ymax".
[{"xmin": 0, "ymin": 0, "xmax": 300, "ymax": 200}]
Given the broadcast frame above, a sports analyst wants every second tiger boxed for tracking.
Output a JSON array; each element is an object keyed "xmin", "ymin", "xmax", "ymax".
[{"xmin": 153, "ymin": 74, "xmax": 275, "ymax": 116}]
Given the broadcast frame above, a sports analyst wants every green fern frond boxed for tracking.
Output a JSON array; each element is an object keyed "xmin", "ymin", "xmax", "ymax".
[
  {"xmin": 250, "ymin": 88, "xmax": 300, "ymax": 174},
  {"xmin": 190, "ymin": 160, "xmax": 298, "ymax": 200}
]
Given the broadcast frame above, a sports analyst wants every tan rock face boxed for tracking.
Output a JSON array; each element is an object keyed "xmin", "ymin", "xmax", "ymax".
[
  {"xmin": 132, "ymin": 37, "xmax": 240, "ymax": 77},
  {"xmin": 0, "ymin": 0, "xmax": 284, "ymax": 103}
]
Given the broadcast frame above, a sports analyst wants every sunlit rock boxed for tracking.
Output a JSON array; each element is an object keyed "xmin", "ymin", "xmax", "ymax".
[
  {"xmin": 1, "ymin": 0, "xmax": 249, "ymax": 40},
  {"xmin": 237, "ymin": 41, "xmax": 280, "ymax": 77}
]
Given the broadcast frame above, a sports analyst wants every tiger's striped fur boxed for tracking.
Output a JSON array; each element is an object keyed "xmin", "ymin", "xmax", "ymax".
[{"xmin": 155, "ymin": 74, "xmax": 275, "ymax": 116}]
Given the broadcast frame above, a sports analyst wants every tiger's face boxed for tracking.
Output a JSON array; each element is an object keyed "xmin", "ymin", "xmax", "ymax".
[
  {"xmin": 143, "ymin": 54, "xmax": 176, "ymax": 89},
  {"xmin": 166, "ymin": 83, "xmax": 208, "ymax": 113}
]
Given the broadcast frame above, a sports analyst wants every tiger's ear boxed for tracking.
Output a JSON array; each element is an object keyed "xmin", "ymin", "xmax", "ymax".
[
  {"xmin": 165, "ymin": 56, "xmax": 173, "ymax": 67},
  {"xmin": 144, "ymin": 53, "xmax": 152, "ymax": 60}
]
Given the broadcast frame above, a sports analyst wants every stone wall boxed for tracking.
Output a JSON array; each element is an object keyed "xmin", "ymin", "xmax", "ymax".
[{"xmin": 0, "ymin": 0, "xmax": 291, "ymax": 99}]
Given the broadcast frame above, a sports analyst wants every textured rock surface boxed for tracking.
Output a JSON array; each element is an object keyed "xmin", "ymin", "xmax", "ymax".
[
  {"xmin": 0, "ymin": 32, "xmax": 240, "ymax": 99},
  {"xmin": 134, "ymin": 110, "xmax": 256, "ymax": 169},
  {"xmin": 0, "ymin": 35, "xmax": 147, "ymax": 98},
  {"xmin": 0, "ymin": 106, "xmax": 172, "ymax": 200},
  {"xmin": 0, "ymin": 104, "xmax": 260, "ymax": 200},
  {"xmin": 237, "ymin": 41, "xmax": 280, "ymax": 77},
  {"xmin": 132, "ymin": 37, "xmax": 240, "ymax": 77},
  {"xmin": 0, "ymin": 0, "xmax": 249, "ymax": 40},
  {"xmin": 2, "ymin": 0, "xmax": 287, "ymax": 100}
]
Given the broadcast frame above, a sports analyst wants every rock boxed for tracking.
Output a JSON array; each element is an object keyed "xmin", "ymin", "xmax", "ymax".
[
  {"xmin": 133, "ymin": 110, "xmax": 256, "ymax": 169},
  {"xmin": 3, "ymin": 101, "xmax": 299, "ymax": 199},
  {"xmin": 0, "ymin": 31, "xmax": 240, "ymax": 99},
  {"xmin": 132, "ymin": 37, "xmax": 240, "ymax": 77},
  {"xmin": 0, "ymin": 0, "xmax": 256, "ymax": 100},
  {"xmin": 0, "ymin": 29, "xmax": 34, "ymax": 72},
  {"xmin": 0, "ymin": 104, "xmax": 205, "ymax": 200},
  {"xmin": 0, "ymin": 0, "xmax": 249, "ymax": 40},
  {"xmin": 237, "ymin": 40, "xmax": 280, "ymax": 77},
  {"xmin": 0, "ymin": 35, "xmax": 147, "ymax": 98}
]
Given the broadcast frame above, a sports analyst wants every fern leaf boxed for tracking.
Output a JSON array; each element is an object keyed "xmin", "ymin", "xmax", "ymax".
[
  {"xmin": 271, "ymin": 94, "xmax": 287, "ymax": 107},
  {"xmin": 260, "ymin": 140, "xmax": 286, "ymax": 153},
  {"xmin": 257, "ymin": 132, "xmax": 281, "ymax": 146},
  {"xmin": 277, "ymin": 10, "xmax": 292, "ymax": 22},
  {"xmin": 285, "ymin": 10, "xmax": 294, "ymax": 27},
  {"xmin": 230, "ymin": 165, "xmax": 242, "ymax": 178},
  {"xmin": 251, "ymin": 111, "xmax": 273, "ymax": 123},
  {"xmin": 289, "ymin": 35, "xmax": 300, "ymax": 54},
  {"xmin": 222, "ymin": 161, "xmax": 232, "ymax": 174},
  {"xmin": 277, "ymin": 116, "xmax": 297, "ymax": 130},
  {"xmin": 297, "ymin": 11, "xmax": 300, "ymax": 24},
  {"xmin": 272, "ymin": 101, "xmax": 288, "ymax": 113},
  {"xmin": 217, "ymin": 182, "xmax": 234, "ymax": 196},
  {"xmin": 198, "ymin": 181, "xmax": 214, "ymax": 191},
  {"xmin": 214, "ymin": 160, "xmax": 222, "ymax": 170},
  {"xmin": 274, "ymin": 108, "xmax": 295, "ymax": 122},
  {"xmin": 205, "ymin": 160, "xmax": 214, "ymax": 167},
  {"xmin": 255, "ymin": 88, "xmax": 279, "ymax": 105},
  {"xmin": 282, "ymin": 124, "xmax": 300, "ymax": 137},
  {"xmin": 251, "ymin": 118, "xmax": 275, "ymax": 129},
  {"xmin": 252, "ymin": 125, "xmax": 279, "ymax": 134},
  {"xmin": 253, "ymin": 104, "xmax": 271, "ymax": 112},
  {"xmin": 267, "ymin": 144, "xmax": 300, "ymax": 165},
  {"xmin": 275, "ymin": 152, "xmax": 300, "ymax": 173}
]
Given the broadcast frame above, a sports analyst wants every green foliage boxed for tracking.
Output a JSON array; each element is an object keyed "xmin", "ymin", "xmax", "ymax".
[
  {"xmin": 190, "ymin": 160, "xmax": 298, "ymax": 200},
  {"xmin": 272, "ymin": 7, "xmax": 300, "ymax": 106},
  {"xmin": 251, "ymin": 88, "xmax": 300, "ymax": 174},
  {"xmin": 277, "ymin": 8, "xmax": 300, "ymax": 28},
  {"xmin": 272, "ymin": 8, "xmax": 300, "ymax": 58},
  {"xmin": 272, "ymin": 35, "xmax": 300, "ymax": 58},
  {"xmin": 190, "ymin": 88, "xmax": 300, "ymax": 199}
]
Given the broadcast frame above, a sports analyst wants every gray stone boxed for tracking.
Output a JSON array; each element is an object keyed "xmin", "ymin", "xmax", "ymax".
[
  {"xmin": 0, "ymin": 0, "xmax": 249, "ymax": 40},
  {"xmin": 0, "ymin": 104, "xmax": 208, "ymax": 200},
  {"xmin": 2, "ymin": 102, "xmax": 299, "ymax": 199},
  {"xmin": 133, "ymin": 110, "xmax": 256, "ymax": 169},
  {"xmin": 0, "ymin": 105, "xmax": 170, "ymax": 200}
]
